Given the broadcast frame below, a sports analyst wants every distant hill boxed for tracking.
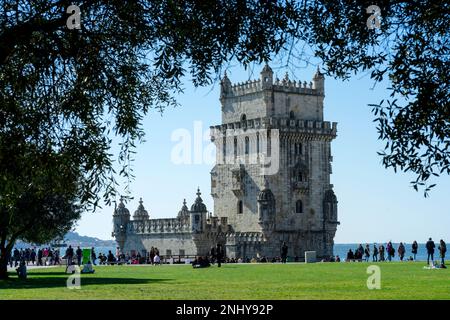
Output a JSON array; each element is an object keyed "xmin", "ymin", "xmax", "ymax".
[
  {"xmin": 14, "ymin": 232, "xmax": 116, "ymax": 248},
  {"xmin": 62, "ymin": 232, "xmax": 117, "ymax": 247}
]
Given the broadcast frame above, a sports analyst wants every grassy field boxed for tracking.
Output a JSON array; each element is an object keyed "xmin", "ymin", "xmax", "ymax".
[{"xmin": 0, "ymin": 262, "xmax": 449, "ymax": 300}]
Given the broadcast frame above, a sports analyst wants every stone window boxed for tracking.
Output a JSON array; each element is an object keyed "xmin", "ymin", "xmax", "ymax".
[
  {"xmin": 295, "ymin": 143, "xmax": 302, "ymax": 155},
  {"xmin": 245, "ymin": 136, "xmax": 250, "ymax": 155},
  {"xmin": 289, "ymin": 110, "xmax": 295, "ymax": 119},
  {"xmin": 222, "ymin": 137, "xmax": 226, "ymax": 159},
  {"xmin": 238, "ymin": 200, "xmax": 243, "ymax": 214},
  {"xmin": 256, "ymin": 132, "xmax": 260, "ymax": 154},
  {"xmin": 234, "ymin": 137, "xmax": 238, "ymax": 158},
  {"xmin": 179, "ymin": 249, "xmax": 185, "ymax": 257},
  {"xmin": 166, "ymin": 249, "xmax": 172, "ymax": 256},
  {"xmin": 296, "ymin": 200, "xmax": 303, "ymax": 213},
  {"xmin": 241, "ymin": 114, "xmax": 246, "ymax": 122}
]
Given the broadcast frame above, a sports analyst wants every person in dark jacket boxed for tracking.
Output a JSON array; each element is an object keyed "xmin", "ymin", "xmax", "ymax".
[
  {"xmin": 438, "ymin": 239, "xmax": 446, "ymax": 266},
  {"xmin": 398, "ymin": 242, "xmax": 406, "ymax": 261},
  {"xmin": 216, "ymin": 243, "xmax": 224, "ymax": 268},
  {"xmin": 412, "ymin": 241, "xmax": 418, "ymax": 261},
  {"xmin": 372, "ymin": 244, "xmax": 379, "ymax": 262},
  {"xmin": 346, "ymin": 249, "xmax": 354, "ymax": 261},
  {"xmin": 426, "ymin": 237, "xmax": 435, "ymax": 265},
  {"xmin": 364, "ymin": 244, "xmax": 370, "ymax": 262},
  {"xmin": 281, "ymin": 242, "xmax": 288, "ymax": 264},
  {"xmin": 76, "ymin": 246, "xmax": 82, "ymax": 266}
]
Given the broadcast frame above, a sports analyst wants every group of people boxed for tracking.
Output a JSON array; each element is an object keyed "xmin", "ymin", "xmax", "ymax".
[
  {"xmin": 192, "ymin": 243, "xmax": 225, "ymax": 268},
  {"xmin": 345, "ymin": 238, "xmax": 447, "ymax": 266},
  {"xmin": 6, "ymin": 247, "xmax": 62, "ymax": 268}
]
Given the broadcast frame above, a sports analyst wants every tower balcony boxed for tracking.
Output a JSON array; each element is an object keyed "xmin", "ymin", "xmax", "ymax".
[
  {"xmin": 292, "ymin": 181, "xmax": 309, "ymax": 193},
  {"xmin": 231, "ymin": 165, "xmax": 245, "ymax": 197}
]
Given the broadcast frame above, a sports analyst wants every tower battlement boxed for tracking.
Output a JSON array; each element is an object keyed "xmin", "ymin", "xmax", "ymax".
[
  {"xmin": 210, "ymin": 117, "xmax": 337, "ymax": 140},
  {"xmin": 221, "ymin": 65, "xmax": 325, "ymax": 99}
]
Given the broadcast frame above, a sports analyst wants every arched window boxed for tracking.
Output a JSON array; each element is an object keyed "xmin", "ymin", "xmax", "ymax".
[
  {"xmin": 295, "ymin": 143, "xmax": 302, "ymax": 155},
  {"xmin": 234, "ymin": 137, "xmax": 238, "ymax": 158},
  {"xmin": 238, "ymin": 200, "xmax": 243, "ymax": 214},
  {"xmin": 295, "ymin": 200, "xmax": 303, "ymax": 213},
  {"xmin": 241, "ymin": 114, "xmax": 246, "ymax": 122},
  {"xmin": 256, "ymin": 132, "xmax": 260, "ymax": 154},
  {"xmin": 245, "ymin": 136, "xmax": 250, "ymax": 155},
  {"xmin": 289, "ymin": 110, "xmax": 295, "ymax": 119},
  {"xmin": 222, "ymin": 137, "xmax": 227, "ymax": 160}
]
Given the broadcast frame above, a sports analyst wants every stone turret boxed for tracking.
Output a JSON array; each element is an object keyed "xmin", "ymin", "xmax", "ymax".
[
  {"xmin": 177, "ymin": 199, "xmax": 189, "ymax": 218},
  {"xmin": 260, "ymin": 64, "xmax": 273, "ymax": 89},
  {"xmin": 133, "ymin": 198, "xmax": 149, "ymax": 220},
  {"xmin": 313, "ymin": 66, "xmax": 325, "ymax": 95},
  {"xmin": 220, "ymin": 71, "xmax": 232, "ymax": 101},
  {"xmin": 112, "ymin": 197, "xmax": 130, "ymax": 250},
  {"xmin": 190, "ymin": 188, "xmax": 207, "ymax": 233}
]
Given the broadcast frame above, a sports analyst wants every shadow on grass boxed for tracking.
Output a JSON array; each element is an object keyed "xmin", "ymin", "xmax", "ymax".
[{"xmin": 0, "ymin": 273, "xmax": 173, "ymax": 290}]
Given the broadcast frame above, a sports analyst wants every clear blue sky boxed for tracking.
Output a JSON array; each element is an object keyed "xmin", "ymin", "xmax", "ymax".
[{"xmin": 74, "ymin": 62, "xmax": 450, "ymax": 244}]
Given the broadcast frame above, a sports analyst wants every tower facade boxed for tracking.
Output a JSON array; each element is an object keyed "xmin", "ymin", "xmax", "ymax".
[
  {"xmin": 210, "ymin": 65, "xmax": 339, "ymax": 259},
  {"xmin": 112, "ymin": 65, "xmax": 339, "ymax": 262}
]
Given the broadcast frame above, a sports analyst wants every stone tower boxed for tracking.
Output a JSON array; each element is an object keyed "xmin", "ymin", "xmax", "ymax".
[
  {"xmin": 112, "ymin": 197, "xmax": 130, "ymax": 251},
  {"xmin": 210, "ymin": 65, "xmax": 339, "ymax": 260}
]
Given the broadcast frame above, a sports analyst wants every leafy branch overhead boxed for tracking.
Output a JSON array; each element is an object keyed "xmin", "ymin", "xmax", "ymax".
[{"xmin": 0, "ymin": 0, "xmax": 448, "ymax": 276}]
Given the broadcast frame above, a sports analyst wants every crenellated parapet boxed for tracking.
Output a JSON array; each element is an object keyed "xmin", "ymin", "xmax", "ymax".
[
  {"xmin": 129, "ymin": 216, "xmax": 191, "ymax": 234},
  {"xmin": 220, "ymin": 65, "xmax": 324, "ymax": 99},
  {"xmin": 210, "ymin": 117, "xmax": 337, "ymax": 141}
]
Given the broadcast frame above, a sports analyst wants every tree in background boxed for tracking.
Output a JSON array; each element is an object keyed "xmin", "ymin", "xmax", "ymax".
[{"xmin": 0, "ymin": 0, "xmax": 448, "ymax": 277}]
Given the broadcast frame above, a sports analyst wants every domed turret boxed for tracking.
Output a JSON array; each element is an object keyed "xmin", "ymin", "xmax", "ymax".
[
  {"xmin": 313, "ymin": 66, "xmax": 325, "ymax": 94},
  {"xmin": 177, "ymin": 198, "xmax": 190, "ymax": 218},
  {"xmin": 260, "ymin": 64, "xmax": 273, "ymax": 88},
  {"xmin": 112, "ymin": 197, "xmax": 130, "ymax": 250},
  {"xmin": 114, "ymin": 197, "xmax": 130, "ymax": 218},
  {"xmin": 133, "ymin": 197, "xmax": 149, "ymax": 220},
  {"xmin": 220, "ymin": 71, "xmax": 232, "ymax": 99},
  {"xmin": 191, "ymin": 188, "xmax": 207, "ymax": 212}
]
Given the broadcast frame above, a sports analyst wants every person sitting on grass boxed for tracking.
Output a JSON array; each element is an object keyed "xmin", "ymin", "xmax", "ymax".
[
  {"xmin": 153, "ymin": 254, "xmax": 161, "ymax": 265},
  {"xmin": 192, "ymin": 256, "xmax": 211, "ymax": 268},
  {"xmin": 16, "ymin": 260, "xmax": 27, "ymax": 279},
  {"xmin": 81, "ymin": 261, "xmax": 95, "ymax": 274}
]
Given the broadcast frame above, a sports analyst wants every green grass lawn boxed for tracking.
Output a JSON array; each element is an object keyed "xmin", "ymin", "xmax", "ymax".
[{"xmin": 0, "ymin": 262, "xmax": 449, "ymax": 300}]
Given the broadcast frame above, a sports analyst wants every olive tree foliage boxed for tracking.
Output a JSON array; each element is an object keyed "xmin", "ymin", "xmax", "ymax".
[
  {"xmin": 0, "ymin": 0, "xmax": 299, "ymax": 277},
  {"xmin": 0, "ymin": 0, "xmax": 448, "ymax": 277}
]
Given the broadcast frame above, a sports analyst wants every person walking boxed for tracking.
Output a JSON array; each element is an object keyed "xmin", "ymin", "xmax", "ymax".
[
  {"xmin": 150, "ymin": 247, "xmax": 155, "ymax": 265},
  {"xmin": 65, "ymin": 245, "xmax": 74, "ymax": 266},
  {"xmin": 281, "ymin": 242, "xmax": 288, "ymax": 264},
  {"xmin": 37, "ymin": 248, "xmax": 43, "ymax": 266},
  {"xmin": 379, "ymin": 244, "xmax": 385, "ymax": 262},
  {"xmin": 438, "ymin": 239, "xmax": 446, "ymax": 266},
  {"xmin": 372, "ymin": 244, "xmax": 379, "ymax": 262},
  {"xmin": 426, "ymin": 237, "xmax": 435, "ymax": 265},
  {"xmin": 398, "ymin": 242, "xmax": 406, "ymax": 261},
  {"xmin": 216, "ymin": 243, "xmax": 224, "ymax": 268},
  {"xmin": 412, "ymin": 241, "xmax": 418, "ymax": 261},
  {"xmin": 364, "ymin": 244, "xmax": 370, "ymax": 262},
  {"xmin": 386, "ymin": 242, "xmax": 393, "ymax": 262},
  {"xmin": 76, "ymin": 246, "xmax": 82, "ymax": 266},
  {"xmin": 91, "ymin": 247, "xmax": 97, "ymax": 265}
]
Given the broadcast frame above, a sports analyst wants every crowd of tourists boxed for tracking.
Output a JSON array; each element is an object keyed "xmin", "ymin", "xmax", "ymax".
[
  {"xmin": 6, "ymin": 247, "xmax": 62, "ymax": 267},
  {"xmin": 344, "ymin": 238, "xmax": 446, "ymax": 267}
]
